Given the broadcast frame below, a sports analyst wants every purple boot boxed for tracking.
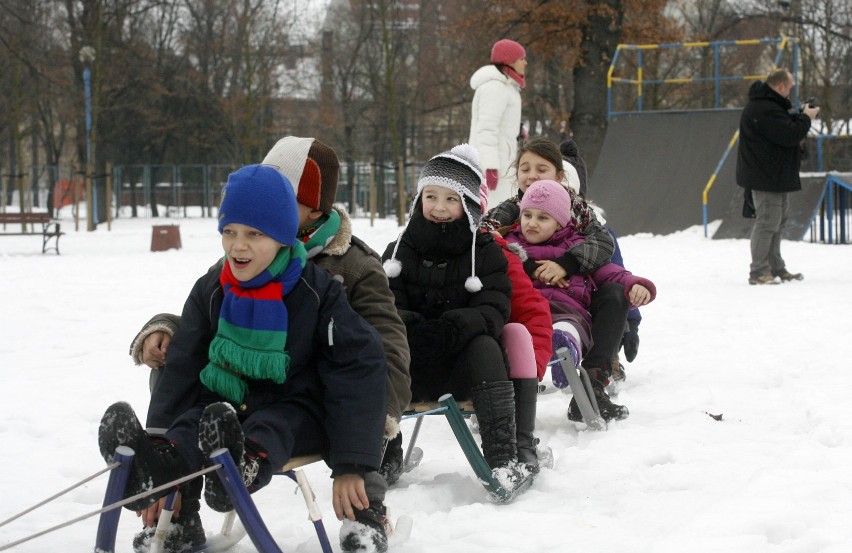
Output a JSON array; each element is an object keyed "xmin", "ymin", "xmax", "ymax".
[{"xmin": 550, "ymin": 329, "xmax": 581, "ymax": 389}]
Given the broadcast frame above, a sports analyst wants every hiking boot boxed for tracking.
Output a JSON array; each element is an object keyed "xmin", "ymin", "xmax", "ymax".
[
  {"xmin": 379, "ymin": 432, "xmax": 403, "ymax": 486},
  {"xmin": 774, "ymin": 270, "xmax": 803, "ymax": 282},
  {"xmin": 568, "ymin": 371, "xmax": 629, "ymax": 422},
  {"xmin": 197, "ymin": 402, "xmax": 257, "ymax": 513},
  {"xmin": 550, "ymin": 329, "xmax": 580, "ymax": 389},
  {"xmin": 748, "ymin": 274, "xmax": 780, "ymax": 285},
  {"xmin": 132, "ymin": 497, "xmax": 206, "ymax": 553},
  {"xmin": 340, "ymin": 502, "xmax": 390, "ymax": 553},
  {"xmin": 98, "ymin": 402, "xmax": 185, "ymax": 511}
]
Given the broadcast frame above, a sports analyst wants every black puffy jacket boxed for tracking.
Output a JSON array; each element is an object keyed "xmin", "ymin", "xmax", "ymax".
[
  {"xmin": 382, "ymin": 212, "xmax": 511, "ymax": 359},
  {"xmin": 736, "ymin": 81, "xmax": 813, "ymax": 193}
]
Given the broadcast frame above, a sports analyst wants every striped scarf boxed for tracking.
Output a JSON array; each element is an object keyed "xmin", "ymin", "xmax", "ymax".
[{"xmin": 200, "ymin": 243, "xmax": 307, "ymax": 403}]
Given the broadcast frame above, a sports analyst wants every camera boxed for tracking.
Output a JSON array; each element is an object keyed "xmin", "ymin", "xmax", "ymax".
[{"xmin": 799, "ymin": 97, "xmax": 818, "ymax": 112}]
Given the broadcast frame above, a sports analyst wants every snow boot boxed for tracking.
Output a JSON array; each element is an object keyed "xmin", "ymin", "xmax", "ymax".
[
  {"xmin": 379, "ymin": 432, "xmax": 403, "ymax": 486},
  {"xmin": 98, "ymin": 401, "xmax": 185, "ymax": 511},
  {"xmin": 549, "ymin": 329, "xmax": 580, "ymax": 389},
  {"xmin": 131, "ymin": 496, "xmax": 205, "ymax": 553},
  {"xmin": 340, "ymin": 501, "xmax": 390, "ymax": 553},
  {"xmin": 197, "ymin": 402, "xmax": 261, "ymax": 513},
  {"xmin": 568, "ymin": 367, "xmax": 629, "ymax": 422},
  {"xmin": 513, "ymin": 378, "xmax": 542, "ymax": 474},
  {"xmin": 471, "ymin": 381, "xmax": 529, "ymax": 491}
]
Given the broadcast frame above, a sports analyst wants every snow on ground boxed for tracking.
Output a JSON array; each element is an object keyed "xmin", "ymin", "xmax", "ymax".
[{"xmin": 0, "ymin": 209, "xmax": 850, "ymax": 553}]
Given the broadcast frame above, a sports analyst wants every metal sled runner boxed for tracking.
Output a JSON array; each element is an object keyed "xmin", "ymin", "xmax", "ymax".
[
  {"xmin": 553, "ymin": 346, "xmax": 607, "ymax": 431},
  {"xmin": 401, "ymin": 393, "xmax": 534, "ymax": 503}
]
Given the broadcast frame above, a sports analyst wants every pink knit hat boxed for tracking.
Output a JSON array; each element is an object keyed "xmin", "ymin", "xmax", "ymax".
[
  {"xmin": 520, "ymin": 180, "xmax": 572, "ymax": 227},
  {"xmin": 491, "ymin": 39, "xmax": 526, "ymax": 65}
]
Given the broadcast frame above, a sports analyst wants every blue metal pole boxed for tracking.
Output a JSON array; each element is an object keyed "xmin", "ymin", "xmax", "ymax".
[
  {"xmin": 84, "ymin": 67, "xmax": 92, "ymax": 165},
  {"xmin": 83, "ymin": 66, "xmax": 98, "ymax": 225},
  {"xmin": 94, "ymin": 446, "xmax": 134, "ymax": 553},
  {"xmin": 210, "ymin": 449, "xmax": 283, "ymax": 553},
  {"xmin": 714, "ymin": 44, "xmax": 721, "ymax": 108},
  {"xmin": 637, "ymin": 50, "xmax": 643, "ymax": 112}
]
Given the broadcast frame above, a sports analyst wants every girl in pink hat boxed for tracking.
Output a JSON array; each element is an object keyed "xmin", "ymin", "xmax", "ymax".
[{"xmin": 504, "ymin": 179, "xmax": 657, "ymax": 424}]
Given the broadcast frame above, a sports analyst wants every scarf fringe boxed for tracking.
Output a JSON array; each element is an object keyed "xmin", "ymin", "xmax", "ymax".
[
  {"xmin": 209, "ymin": 338, "xmax": 290, "ymax": 384},
  {"xmin": 200, "ymin": 363, "xmax": 248, "ymax": 404}
]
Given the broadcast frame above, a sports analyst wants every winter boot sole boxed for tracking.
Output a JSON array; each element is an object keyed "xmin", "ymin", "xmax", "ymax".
[
  {"xmin": 98, "ymin": 401, "xmax": 166, "ymax": 511},
  {"xmin": 198, "ymin": 402, "xmax": 245, "ymax": 513}
]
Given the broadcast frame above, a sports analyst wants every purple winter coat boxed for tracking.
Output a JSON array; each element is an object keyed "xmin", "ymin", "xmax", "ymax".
[{"xmin": 505, "ymin": 223, "xmax": 656, "ymax": 327}]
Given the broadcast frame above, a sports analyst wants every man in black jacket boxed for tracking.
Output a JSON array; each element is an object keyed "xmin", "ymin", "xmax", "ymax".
[{"xmin": 737, "ymin": 68, "xmax": 819, "ymax": 285}]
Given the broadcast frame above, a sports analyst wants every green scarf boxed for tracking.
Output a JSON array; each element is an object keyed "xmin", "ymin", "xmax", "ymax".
[{"xmin": 298, "ymin": 210, "xmax": 341, "ymax": 259}]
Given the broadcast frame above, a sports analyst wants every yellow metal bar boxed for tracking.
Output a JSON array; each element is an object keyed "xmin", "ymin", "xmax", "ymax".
[
  {"xmin": 683, "ymin": 41, "xmax": 710, "ymax": 48},
  {"xmin": 663, "ymin": 78, "xmax": 695, "ymax": 84},
  {"xmin": 703, "ymin": 174, "xmax": 718, "ymax": 205},
  {"xmin": 703, "ymin": 130, "xmax": 740, "ymax": 204},
  {"xmin": 733, "ymin": 39, "xmax": 763, "ymax": 46},
  {"xmin": 743, "ymin": 74, "xmax": 769, "ymax": 81},
  {"xmin": 607, "ymin": 64, "xmax": 615, "ymax": 88},
  {"xmin": 637, "ymin": 67, "xmax": 643, "ymax": 98}
]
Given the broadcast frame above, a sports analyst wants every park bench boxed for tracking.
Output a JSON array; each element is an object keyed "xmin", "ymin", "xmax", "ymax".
[{"xmin": 0, "ymin": 212, "xmax": 64, "ymax": 254}]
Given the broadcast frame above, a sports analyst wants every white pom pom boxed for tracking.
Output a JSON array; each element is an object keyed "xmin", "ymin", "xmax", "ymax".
[
  {"xmin": 451, "ymin": 143, "xmax": 481, "ymax": 168},
  {"xmin": 464, "ymin": 276, "xmax": 483, "ymax": 293},
  {"xmin": 383, "ymin": 258, "xmax": 402, "ymax": 278}
]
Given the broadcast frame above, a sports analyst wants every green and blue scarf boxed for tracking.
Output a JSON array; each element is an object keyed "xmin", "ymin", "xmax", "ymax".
[{"xmin": 200, "ymin": 242, "xmax": 307, "ymax": 403}]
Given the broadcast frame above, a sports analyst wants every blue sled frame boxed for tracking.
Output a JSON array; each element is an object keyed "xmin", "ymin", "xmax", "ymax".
[{"xmin": 94, "ymin": 448, "xmax": 331, "ymax": 553}]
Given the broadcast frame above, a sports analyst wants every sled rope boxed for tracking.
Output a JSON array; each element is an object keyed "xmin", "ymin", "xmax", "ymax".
[
  {"xmin": 0, "ymin": 463, "xmax": 222, "ymax": 551},
  {"xmin": 0, "ymin": 462, "xmax": 120, "ymax": 529}
]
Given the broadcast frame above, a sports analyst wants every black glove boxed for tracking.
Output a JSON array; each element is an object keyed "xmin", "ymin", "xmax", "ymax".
[
  {"xmin": 409, "ymin": 318, "xmax": 456, "ymax": 359},
  {"xmin": 621, "ymin": 319, "xmax": 640, "ymax": 363},
  {"xmin": 398, "ymin": 309, "xmax": 424, "ymax": 331}
]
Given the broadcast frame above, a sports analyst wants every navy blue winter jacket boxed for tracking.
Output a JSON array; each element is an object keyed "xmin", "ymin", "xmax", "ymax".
[{"xmin": 146, "ymin": 261, "xmax": 387, "ymax": 472}]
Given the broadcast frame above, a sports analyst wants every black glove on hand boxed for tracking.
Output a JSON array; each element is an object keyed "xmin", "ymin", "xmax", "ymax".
[
  {"xmin": 398, "ymin": 309, "xmax": 424, "ymax": 331},
  {"xmin": 409, "ymin": 318, "xmax": 456, "ymax": 360},
  {"xmin": 621, "ymin": 319, "xmax": 640, "ymax": 363}
]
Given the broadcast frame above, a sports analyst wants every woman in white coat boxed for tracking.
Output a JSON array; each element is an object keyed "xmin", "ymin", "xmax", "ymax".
[{"xmin": 469, "ymin": 39, "xmax": 528, "ymax": 205}]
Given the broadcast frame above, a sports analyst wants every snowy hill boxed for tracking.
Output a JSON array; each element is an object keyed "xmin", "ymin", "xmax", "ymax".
[{"xmin": 1, "ymin": 213, "xmax": 850, "ymax": 553}]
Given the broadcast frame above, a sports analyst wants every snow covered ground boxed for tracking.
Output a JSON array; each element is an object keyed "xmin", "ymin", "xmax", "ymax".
[{"xmin": 1, "ymin": 209, "xmax": 850, "ymax": 553}]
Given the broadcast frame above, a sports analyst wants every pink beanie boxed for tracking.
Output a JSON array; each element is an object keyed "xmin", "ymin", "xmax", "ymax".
[
  {"xmin": 491, "ymin": 39, "xmax": 526, "ymax": 65},
  {"xmin": 520, "ymin": 180, "xmax": 572, "ymax": 227}
]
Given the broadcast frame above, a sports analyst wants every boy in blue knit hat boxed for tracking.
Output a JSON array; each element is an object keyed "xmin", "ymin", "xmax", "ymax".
[{"xmin": 97, "ymin": 164, "xmax": 389, "ymax": 553}]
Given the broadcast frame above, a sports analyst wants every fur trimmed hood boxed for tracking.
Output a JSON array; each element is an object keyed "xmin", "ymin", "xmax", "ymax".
[
  {"xmin": 321, "ymin": 204, "xmax": 354, "ymax": 257},
  {"xmin": 504, "ymin": 240, "xmax": 528, "ymax": 262}
]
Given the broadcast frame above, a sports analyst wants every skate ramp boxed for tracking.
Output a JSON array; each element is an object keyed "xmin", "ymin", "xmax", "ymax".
[
  {"xmin": 712, "ymin": 174, "xmax": 827, "ymax": 240},
  {"xmin": 589, "ymin": 110, "xmax": 741, "ymax": 236}
]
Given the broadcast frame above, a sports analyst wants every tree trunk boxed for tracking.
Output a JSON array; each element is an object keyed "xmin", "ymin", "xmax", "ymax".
[{"xmin": 571, "ymin": 0, "xmax": 625, "ymax": 179}]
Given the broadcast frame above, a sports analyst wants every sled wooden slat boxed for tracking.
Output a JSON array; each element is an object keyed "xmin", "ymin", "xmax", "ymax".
[
  {"xmin": 405, "ymin": 400, "xmax": 475, "ymax": 413},
  {"xmin": 279, "ymin": 454, "xmax": 323, "ymax": 473}
]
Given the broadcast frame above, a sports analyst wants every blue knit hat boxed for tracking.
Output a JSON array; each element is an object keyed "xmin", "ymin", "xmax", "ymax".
[{"xmin": 218, "ymin": 164, "xmax": 298, "ymax": 246}]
